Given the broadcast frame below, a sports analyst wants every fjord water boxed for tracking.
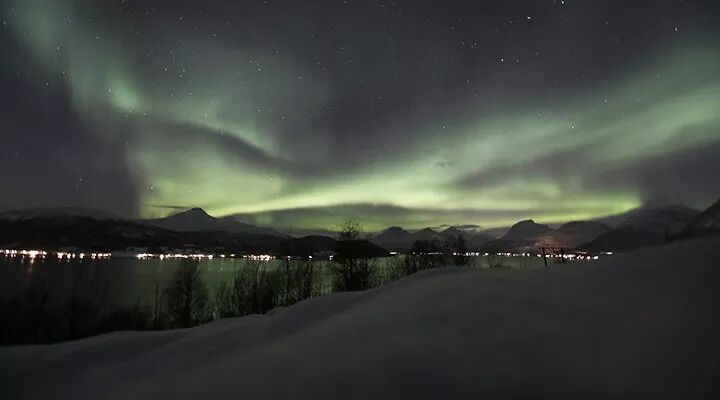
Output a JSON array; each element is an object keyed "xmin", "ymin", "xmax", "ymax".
[
  {"xmin": 0, "ymin": 255, "xmax": 548, "ymax": 308},
  {"xmin": 0, "ymin": 256, "xmax": 284, "ymax": 308}
]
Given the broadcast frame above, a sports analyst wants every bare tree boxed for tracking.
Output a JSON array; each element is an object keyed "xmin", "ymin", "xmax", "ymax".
[
  {"xmin": 330, "ymin": 220, "xmax": 378, "ymax": 292},
  {"xmin": 164, "ymin": 261, "xmax": 209, "ymax": 328},
  {"xmin": 337, "ymin": 220, "xmax": 363, "ymax": 241}
]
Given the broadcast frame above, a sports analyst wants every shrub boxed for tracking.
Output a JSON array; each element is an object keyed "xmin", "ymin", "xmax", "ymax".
[
  {"xmin": 213, "ymin": 279, "xmax": 238, "ymax": 319},
  {"xmin": 281, "ymin": 259, "xmax": 321, "ymax": 305},
  {"xmin": 379, "ymin": 255, "xmax": 412, "ymax": 283},
  {"xmin": 487, "ymin": 254, "xmax": 507, "ymax": 269},
  {"xmin": 329, "ymin": 257, "xmax": 379, "ymax": 292},
  {"xmin": 449, "ymin": 235, "xmax": 469, "ymax": 266},
  {"xmin": 212, "ymin": 260, "xmax": 310, "ymax": 318},
  {"xmin": 246, "ymin": 262, "xmax": 284, "ymax": 314},
  {"xmin": 407, "ymin": 239, "xmax": 448, "ymax": 271},
  {"xmin": 329, "ymin": 221, "xmax": 379, "ymax": 292},
  {"xmin": 163, "ymin": 261, "xmax": 209, "ymax": 328}
]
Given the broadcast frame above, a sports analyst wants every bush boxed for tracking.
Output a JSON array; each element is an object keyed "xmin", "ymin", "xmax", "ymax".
[
  {"xmin": 329, "ymin": 221, "xmax": 379, "ymax": 292},
  {"xmin": 213, "ymin": 279, "xmax": 239, "ymax": 319},
  {"xmin": 487, "ymin": 254, "xmax": 507, "ymax": 269},
  {"xmin": 378, "ymin": 255, "xmax": 411, "ymax": 283},
  {"xmin": 407, "ymin": 239, "xmax": 448, "ymax": 270},
  {"xmin": 246, "ymin": 262, "xmax": 284, "ymax": 314},
  {"xmin": 448, "ymin": 235, "xmax": 469, "ymax": 266},
  {"xmin": 281, "ymin": 259, "xmax": 321, "ymax": 305},
  {"xmin": 329, "ymin": 257, "xmax": 379, "ymax": 292},
  {"xmin": 212, "ymin": 260, "xmax": 309, "ymax": 318},
  {"xmin": 163, "ymin": 261, "xmax": 209, "ymax": 328},
  {"xmin": 0, "ymin": 290, "xmax": 152, "ymax": 345}
]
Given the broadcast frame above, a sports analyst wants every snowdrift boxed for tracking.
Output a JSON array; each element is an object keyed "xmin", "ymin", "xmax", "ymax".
[{"xmin": 2, "ymin": 237, "xmax": 719, "ymax": 399}]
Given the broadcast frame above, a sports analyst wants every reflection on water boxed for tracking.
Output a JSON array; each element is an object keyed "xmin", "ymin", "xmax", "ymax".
[
  {"xmin": 0, "ymin": 256, "xmax": 291, "ymax": 308},
  {"xmin": 0, "ymin": 255, "xmax": 552, "ymax": 308}
]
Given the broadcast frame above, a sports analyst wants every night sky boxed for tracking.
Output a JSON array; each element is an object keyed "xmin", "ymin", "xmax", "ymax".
[{"xmin": 1, "ymin": 0, "xmax": 719, "ymax": 231}]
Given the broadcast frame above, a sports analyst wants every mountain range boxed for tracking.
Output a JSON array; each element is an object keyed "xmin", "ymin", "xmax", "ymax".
[
  {"xmin": 143, "ymin": 208, "xmax": 287, "ymax": 237},
  {"xmin": 475, "ymin": 219, "xmax": 606, "ymax": 252},
  {"xmin": 578, "ymin": 204, "xmax": 700, "ymax": 252},
  {"xmin": 370, "ymin": 226, "xmax": 495, "ymax": 252},
  {"xmin": 1, "ymin": 199, "xmax": 718, "ymax": 255},
  {"xmin": 372, "ymin": 201, "xmax": 718, "ymax": 253},
  {"xmin": 677, "ymin": 198, "xmax": 720, "ymax": 239},
  {"xmin": 0, "ymin": 207, "xmax": 385, "ymax": 257}
]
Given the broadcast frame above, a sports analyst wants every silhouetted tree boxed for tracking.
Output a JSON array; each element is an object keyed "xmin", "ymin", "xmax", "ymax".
[
  {"xmin": 164, "ymin": 261, "xmax": 208, "ymax": 328},
  {"xmin": 282, "ymin": 259, "xmax": 320, "ymax": 305},
  {"xmin": 338, "ymin": 220, "xmax": 363, "ymax": 242},
  {"xmin": 405, "ymin": 239, "xmax": 448, "ymax": 271},
  {"xmin": 330, "ymin": 221, "xmax": 377, "ymax": 291},
  {"xmin": 452, "ymin": 234, "xmax": 469, "ymax": 266}
]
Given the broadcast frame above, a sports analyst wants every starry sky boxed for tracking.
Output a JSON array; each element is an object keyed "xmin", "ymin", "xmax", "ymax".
[{"xmin": 1, "ymin": 0, "xmax": 719, "ymax": 231}]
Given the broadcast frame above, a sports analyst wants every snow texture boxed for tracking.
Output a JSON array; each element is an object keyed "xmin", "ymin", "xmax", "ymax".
[{"xmin": 2, "ymin": 237, "xmax": 719, "ymax": 399}]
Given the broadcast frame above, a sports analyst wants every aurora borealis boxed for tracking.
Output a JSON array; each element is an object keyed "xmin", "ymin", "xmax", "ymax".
[{"xmin": 2, "ymin": 0, "xmax": 719, "ymax": 231}]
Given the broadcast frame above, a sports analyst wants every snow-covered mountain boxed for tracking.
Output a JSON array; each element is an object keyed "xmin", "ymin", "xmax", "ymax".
[
  {"xmin": 373, "ymin": 219, "xmax": 609, "ymax": 253},
  {"xmin": 555, "ymin": 220, "xmax": 611, "ymax": 247},
  {"xmin": 142, "ymin": 208, "xmax": 286, "ymax": 237},
  {"xmin": 412, "ymin": 227, "xmax": 442, "ymax": 241},
  {"xmin": 430, "ymin": 224, "xmax": 485, "ymax": 234},
  {"xmin": 441, "ymin": 226, "xmax": 496, "ymax": 249},
  {"xmin": 480, "ymin": 219, "xmax": 613, "ymax": 251},
  {"xmin": 678, "ymin": 198, "xmax": 720, "ymax": 239},
  {"xmin": 581, "ymin": 204, "xmax": 702, "ymax": 252},
  {"xmin": 578, "ymin": 226, "xmax": 666, "ymax": 252},
  {"xmin": 439, "ymin": 226, "xmax": 464, "ymax": 239},
  {"xmin": 373, "ymin": 226, "xmax": 413, "ymax": 242},
  {"xmin": 596, "ymin": 204, "xmax": 699, "ymax": 235},
  {"xmin": 500, "ymin": 219, "xmax": 553, "ymax": 241},
  {"xmin": 371, "ymin": 225, "xmax": 494, "ymax": 252},
  {"xmin": 478, "ymin": 219, "xmax": 555, "ymax": 251},
  {"xmin": 0, "ymin": 208, "xmax": 186, "ymax": 249},
  {"xmin": 371, "ymin": 225, "xmax": 496, "ymax": 252},
  {"xmin": 623, "ymin": 205, "xmax": 698, "ymax": 235}
]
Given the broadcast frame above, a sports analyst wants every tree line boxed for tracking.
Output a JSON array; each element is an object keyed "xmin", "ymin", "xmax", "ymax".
[{"xmin": 0, "ymin": 221, "xmax": 478, "ymax": 344}]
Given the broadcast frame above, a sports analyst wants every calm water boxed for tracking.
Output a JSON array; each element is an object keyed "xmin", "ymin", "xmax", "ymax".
[
  {"xmin": 0, "ymin": 256, "xmax": 297, "ymax": 308},
  {"xmin": 1, "ymin": 255, "xmax": 550, "ymax": 308}
]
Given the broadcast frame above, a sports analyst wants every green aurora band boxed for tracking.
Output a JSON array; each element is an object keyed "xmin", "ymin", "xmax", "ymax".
[{"xmin": 5, "ymin": 1, "xmax": 720, "ymax": 231}]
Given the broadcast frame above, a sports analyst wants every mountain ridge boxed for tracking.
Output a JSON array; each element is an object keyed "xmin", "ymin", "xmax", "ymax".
[
  {"xmin": 3, "ymin": 202, "xmax": 717, "ymax": 254},
  {"xmin": 143, "ymin": 208, "xmax": 287, "ymax": 237}
]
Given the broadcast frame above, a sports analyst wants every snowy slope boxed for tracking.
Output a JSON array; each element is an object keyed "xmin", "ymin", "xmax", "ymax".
[
  {"xmin": 2, "ymin": 237, "xmax": 719, "ymax": 399},
  {"xmin": 596, "ymin": 204, "xmax": 699, "ymax": 234},
  {"xmin": 557, "ymin": 220, "xmax": 611, "ymax": 245},
  {"xmin": 680, "ymin": 198, "xmax": 720, "ymax": 238},
  {"xmin": 579, "ymin": 205, "xmax": 702, "ymax": 252}
]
